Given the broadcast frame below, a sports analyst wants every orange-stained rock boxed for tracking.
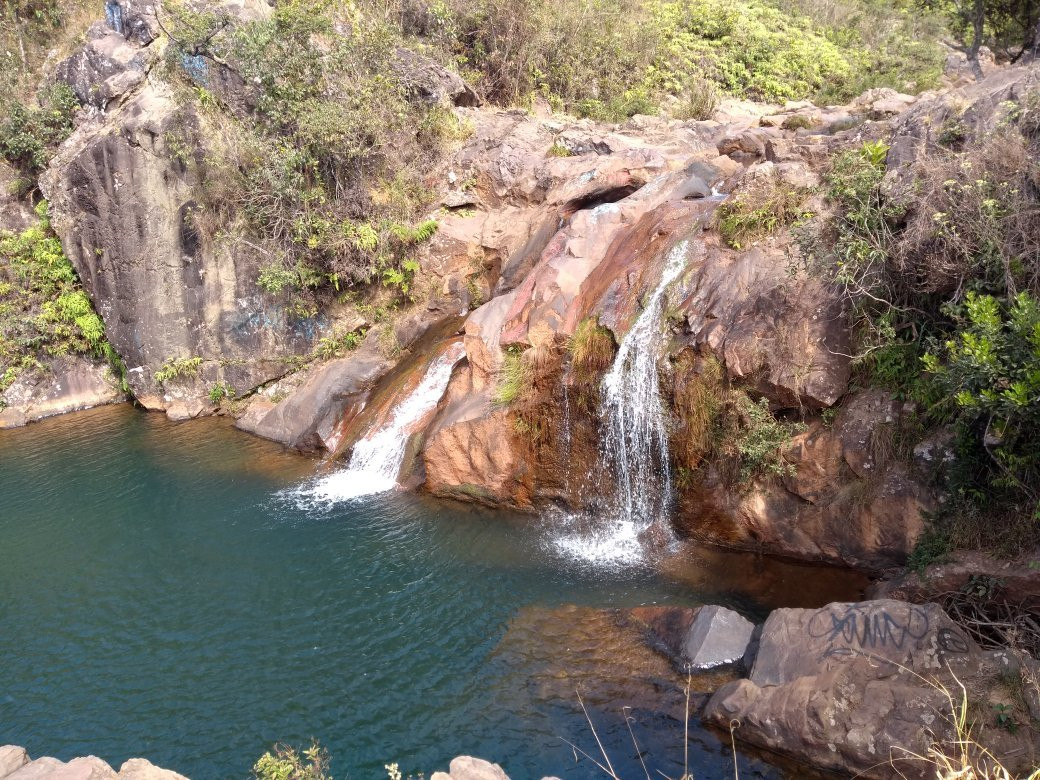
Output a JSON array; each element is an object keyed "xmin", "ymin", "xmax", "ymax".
[
  {"xmin": 675, "ymin": 391, "xmax": 932, "ymax": 571},
  {"xmin": 422, "ymin": 403, "xmax": 529, "ymax": 507}
]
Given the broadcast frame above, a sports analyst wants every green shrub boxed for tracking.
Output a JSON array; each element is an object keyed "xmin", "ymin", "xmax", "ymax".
[
  {"xmin": 921, "ymin": 292, "xmax": 1040, "ymax": 532},
  {"xmin": 0, "ymin": 83, "xmax": 79, "ymax": 176},
  {"xmin": 717, "ymin": 175, "xmax": 812, "ymax": 249},
  {"xmin": 811, "ymin": 100, "xmax": 1040, "ymax": 555},
  {"xmin": 208, "ymin": 381, "xmax": 235, "ymax": 403},
  {"xmin": 729, "ymin": 392, "xmax": 804, "ymax": 482},
  {"xmin": 253, "ymin": 740, "xmax": 330, "ymax": 780},
  {"xmin": 0, "ymin": 201, "xmax": 115, "ymax": 392},
  {"xmin": 781, "ymin": 113, "xmax": 815, "ymax": 130},
  {"xmin": 313, "ymin": 327, "xmax": 366, "ymax": 360}
]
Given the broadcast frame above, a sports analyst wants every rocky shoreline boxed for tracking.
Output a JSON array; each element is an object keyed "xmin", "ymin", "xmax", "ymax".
[{"xmin": 0, "ymin": 746, "xmax": 187, "ymax": 780}]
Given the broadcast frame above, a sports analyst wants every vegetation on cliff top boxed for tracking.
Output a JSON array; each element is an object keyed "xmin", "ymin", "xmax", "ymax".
[
  {"xmin": 810, "ymin": 89, "xmax": 1040, "ymax": 558},
  {"xmin": 397, "ymin": 0, "xmax": 948, "ymax": 116}
]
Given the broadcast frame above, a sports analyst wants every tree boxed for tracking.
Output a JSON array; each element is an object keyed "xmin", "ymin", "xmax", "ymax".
[{"xmin": 923, "ymin": 0, "xmax": 1040, "ymax": 69}]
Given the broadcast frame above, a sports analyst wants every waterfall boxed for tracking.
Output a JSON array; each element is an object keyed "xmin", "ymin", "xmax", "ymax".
[
  {"xmin": 553, "ymin": 241, "xmax": 689, "ymax": 564},
  {"xmin": 289, "ymin": 342, "xmax": 466, "ymax": 505}
]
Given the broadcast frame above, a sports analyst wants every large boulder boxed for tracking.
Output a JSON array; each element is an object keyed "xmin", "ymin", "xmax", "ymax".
[
  {"xmin": 0, "ymin": 749, "xmax": 187, "ymax": 780},
  {"xmin": 0, "ymin": 356, "xmax": 124, "ymax": 428},
  {"xmin": 393, "ymin": 48, "xmax": 480, "ymax": 107},
  {"xmin": 236, "ymin": 336, "xmax": 390, "ymax": 453},
  {"xmin": 628, "ymin": 604, "xmax": 756, "ymax": 672},
  {"xmin": 429, "ymin": 757, "xmax": 509, "ymax": 780},
  {"xmin": 52, "ymin": 22, "xmax": 155, "ymax": 110},
  {"xmin": 678, "ymin": 237, "xmax": 850, "ymax": 410},
  {"xmin": 0, "ymin": 747, "xmax": 29, "ymax": 778},
  {"xmin": 705, "ymin": 600, "xmax": 1040, "ymax": 778},
  {"xmin": 41, "ymin": 83, "xmax": 325, "ymax": 417}
]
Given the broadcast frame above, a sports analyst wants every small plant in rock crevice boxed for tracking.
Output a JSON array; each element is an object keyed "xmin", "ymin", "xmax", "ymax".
[
  {"xmin": 569, "ymin": 318, "xmax": 617, "ymax": 381},
  {"xmin": 669, "ymin": 350, "xmax": 805, "ymax": 487},
  {"xmin": 493, "ymin": 345, "xmax": 534, "ymax": 407},
  {"xmin": 153, "ymin": 356, "xmax": 203, "ymax": 385},
  {"xmin": 208, "ymin": 381, "xmax": 235, "ymax": 403}
]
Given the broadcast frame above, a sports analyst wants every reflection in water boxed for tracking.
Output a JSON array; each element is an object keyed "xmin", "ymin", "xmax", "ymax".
[{"xmin": 0, "ymin": 406, "xmax": 865, "ymax": 779}]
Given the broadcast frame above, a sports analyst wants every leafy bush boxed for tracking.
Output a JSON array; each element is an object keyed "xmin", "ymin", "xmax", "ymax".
[
  {"xmin": 0, "ymin": 83, "xmax": 79, "ymax": 178},
  {"xmin": 921, "ymin": 292, "xmax": 1040, "ymax": 538},
  {"xmin": 813, "ymin": 93, "xmax": 1040, "ymax": 553},
  {"xmin": 729, "ymin": 393, "xmax": 804, "ymax": 482},
  {"xmin": 253, "ymin": 740, "xmax": 330, "ymax": 780},
  {"xmin": 0, "ymin": 202, "xmax": 116, "ymax": 392}
]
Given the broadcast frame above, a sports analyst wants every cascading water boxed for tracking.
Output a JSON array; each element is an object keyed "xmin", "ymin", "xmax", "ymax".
[
  {"xmin": 554, "ymin": 240, "xmax": 690, "ymax": 564},
  {"xmin": 289, "ymin": 341, "xmax": 466, "ymax": 505}
]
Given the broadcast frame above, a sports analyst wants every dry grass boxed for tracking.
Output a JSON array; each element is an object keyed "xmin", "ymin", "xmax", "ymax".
[
  {"xmin": 671, "ymin": 351, "xmax": 724, "ymax": 471},
  {"xmin": 569, "ymin": 317, "xmax": 616, "ymax": 379},
  {"xmin": 674, "ymin": 78, "xmax": 720, "ymax": 121},
  {"xmin": 893, "ymin": 129, "xmax": 1040, "ymax": 299},
  {"xmin": 716, "ymin": 174, "xmax": 813, "ymax": 250},
  {"xmin": 0, "ymin": 0, "xmax": 98, "ymax": 101},
  {"xmin": 887, "ymin": 672, "xmax": 1040, "ymax": 780}
]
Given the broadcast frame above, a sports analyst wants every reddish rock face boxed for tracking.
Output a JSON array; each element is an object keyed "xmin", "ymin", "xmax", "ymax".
[
  {"xmin": 675, "ymin": 391, "xmax": 932, "ymax": 571},
  {"xmin": 415, "ymin": 102, "xmax": 937, "ymax": 570},
  {"xmin": 677, "ymin": 238, "xmax": 850, "ymax": 410}
]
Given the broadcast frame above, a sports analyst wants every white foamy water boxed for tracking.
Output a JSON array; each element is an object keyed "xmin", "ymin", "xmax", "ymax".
[
  {"xmin": 553, "ymin": 241, "xmax": 690, "ymax": 565},
  {"xmin": 288, "ymin": 342, "xmax": 466, "ymax": 506}
]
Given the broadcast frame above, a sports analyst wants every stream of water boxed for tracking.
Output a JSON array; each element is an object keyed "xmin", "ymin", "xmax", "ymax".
[
  {"xmin": 555, "ymin": 241, "xmax": 689, "ymax": 566},
  {"xmin": 288, "ymin": 342, "xmax": 466, "ymax": 505},
  {"xmin": 0, "ymin": 405, "xmax": 868, "ymax": 779}
]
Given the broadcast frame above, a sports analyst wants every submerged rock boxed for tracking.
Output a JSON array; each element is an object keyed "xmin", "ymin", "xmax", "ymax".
[{"xmin": 629, "ymin": 604, "xmax": 756, "ymax": 672}]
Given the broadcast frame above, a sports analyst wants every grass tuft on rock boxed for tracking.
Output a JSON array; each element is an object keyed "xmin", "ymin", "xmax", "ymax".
[
  {"xmin": 569, "ymin": 318, "xmax": 616, "ymax": 379},
  {"xmin": 717, "ymin": 175, "xmax": 813, "ymax": 249}
]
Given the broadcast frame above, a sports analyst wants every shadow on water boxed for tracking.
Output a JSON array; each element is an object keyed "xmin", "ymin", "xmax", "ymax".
[{"xmin": 0, "ymin": 405, "xmax": 865, "ymax": 779}]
